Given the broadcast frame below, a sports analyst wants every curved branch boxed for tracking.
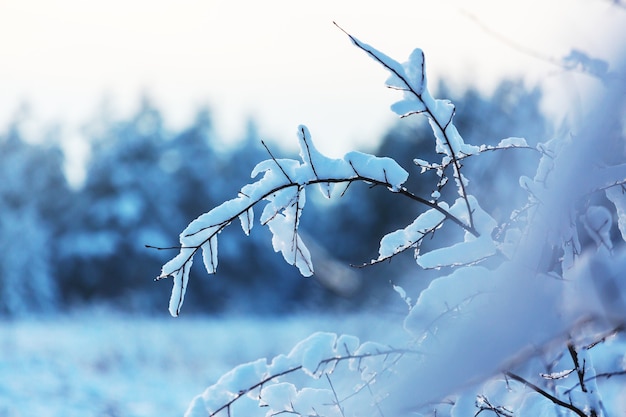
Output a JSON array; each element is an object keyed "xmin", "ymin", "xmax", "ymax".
[{"xmin": 155, "ymin": 174, "xmax": 477, "ymax": 281}]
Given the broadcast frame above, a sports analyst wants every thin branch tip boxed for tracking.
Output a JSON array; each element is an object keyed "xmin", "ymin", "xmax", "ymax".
[{"xmin": 146, "ymin": 244, "xmax": 181, "ymax": 251}]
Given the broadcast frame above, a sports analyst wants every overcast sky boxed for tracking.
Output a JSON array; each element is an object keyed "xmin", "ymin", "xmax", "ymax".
[{"xmin": 1, "ymin": 0, "xmax": 624, "ymax": 183}]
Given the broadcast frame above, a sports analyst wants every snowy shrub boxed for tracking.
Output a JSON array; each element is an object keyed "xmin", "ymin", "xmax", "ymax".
[{"xmin": 155, "ymin": 26, "xmax": 626, "ymax": 417}]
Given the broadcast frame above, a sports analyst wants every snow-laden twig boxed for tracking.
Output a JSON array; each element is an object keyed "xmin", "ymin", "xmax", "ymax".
[
  {"xmin": 335, "ymin": 22, "xmax": 478, "ymax": 230},
  {"xmin": 183, "ymin": 332, "xmax": 418, "ymax": 417},
  {"xmin": 156, "ymin": 125, "xmax": 477, "ymax": 316},
  {"xmin": 414, "ymin": 137, "xmax": 538, "ymax": 174}
]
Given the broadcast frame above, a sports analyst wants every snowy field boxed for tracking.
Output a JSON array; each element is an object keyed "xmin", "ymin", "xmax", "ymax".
[{"xmin": 0, "ymin": 311, "xmax": 400, "ymax": 417}]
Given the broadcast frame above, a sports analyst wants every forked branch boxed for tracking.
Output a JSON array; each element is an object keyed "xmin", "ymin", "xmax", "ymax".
[{"xmin": 335, "ymin": 22, "xmax": 476, "ymax": 230}]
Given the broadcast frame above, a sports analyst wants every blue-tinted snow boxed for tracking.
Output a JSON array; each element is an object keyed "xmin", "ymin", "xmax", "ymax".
[{"xmin": 0, "ymin": 312, "xmax": 398, "ymax": 417}]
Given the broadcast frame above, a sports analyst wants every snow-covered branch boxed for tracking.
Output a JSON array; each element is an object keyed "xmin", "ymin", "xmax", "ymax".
[
  {"xmin": 156, "ymin": 124, "xmax": 481, "ymax": 316},
  {"xmin": 335, "ymin": 22, "xmax": 479, "ymax": 230},
  {"xmin": 184, "ymin": 332, "xmax": 417, "ymax": 417}
]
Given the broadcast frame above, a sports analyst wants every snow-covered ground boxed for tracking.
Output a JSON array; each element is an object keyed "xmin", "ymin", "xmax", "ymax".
[{"xmin": 0, "ymin": 310, "xmax": 400, "ymax": 417}]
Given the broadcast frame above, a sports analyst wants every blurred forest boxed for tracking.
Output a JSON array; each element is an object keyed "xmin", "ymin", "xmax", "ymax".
[{"xmin": 0, "ymin": 80, "xmax": 549, "ymax": 317}]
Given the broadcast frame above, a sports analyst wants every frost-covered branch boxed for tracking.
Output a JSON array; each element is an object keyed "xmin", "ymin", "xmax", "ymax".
[{"xmin": 335, "ymin": 22, "xmax": 479, "ymax": 230}]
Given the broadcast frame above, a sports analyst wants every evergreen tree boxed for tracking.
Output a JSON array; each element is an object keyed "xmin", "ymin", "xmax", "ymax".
[{"xmin": 0, "ymin": 120, "xmax": 70, "ymax": 315}]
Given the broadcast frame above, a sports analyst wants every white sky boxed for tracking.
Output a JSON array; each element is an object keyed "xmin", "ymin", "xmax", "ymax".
[{"xmin": 0, "ymin": 0, "xmax": 624, "ymax": 183}]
